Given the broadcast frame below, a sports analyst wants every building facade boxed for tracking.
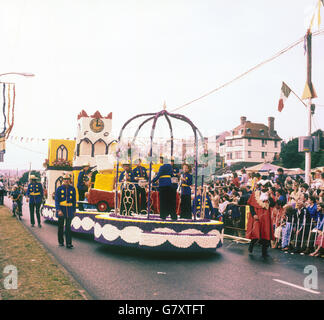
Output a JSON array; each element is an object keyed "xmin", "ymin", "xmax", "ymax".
[{"xmin": 221, "ymin": 116, "xmax": 282, "ymax": 165}]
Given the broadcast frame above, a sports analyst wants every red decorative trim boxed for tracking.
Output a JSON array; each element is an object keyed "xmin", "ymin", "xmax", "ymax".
[
  {"xmin": 77, "ymin": 110, "xmax": 88, "ymax": 120},
  {"xmin": 106, "ymin": 112, "xmax": 112, "ymax": 119},
  {"xmin": 91, "ymin": 111, "xmax": 103, "ymax": 119}
]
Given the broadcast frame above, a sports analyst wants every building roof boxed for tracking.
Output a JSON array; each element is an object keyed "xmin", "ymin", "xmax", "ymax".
[
  {"xmin": 215, "ymin": 131, "xmax": 230, "ymax": 144},
  {"xmin": 227, "ymin": 121, "xmax": 282, "ymax": 141},
  {"xmin": 215, "ymin": 161, "xmax": 261, "ymax": 175}
]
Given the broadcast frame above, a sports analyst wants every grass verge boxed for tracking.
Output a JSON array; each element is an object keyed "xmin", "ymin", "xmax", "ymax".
[{"xmin": 0, "ymin": 205, "xmax": 89, "ymax": 300}]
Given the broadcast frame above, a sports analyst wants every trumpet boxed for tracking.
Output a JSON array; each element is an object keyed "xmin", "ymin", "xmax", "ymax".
[{"xmin": 177, "ymin": 174, "xmax": 183, "ymax": 193}]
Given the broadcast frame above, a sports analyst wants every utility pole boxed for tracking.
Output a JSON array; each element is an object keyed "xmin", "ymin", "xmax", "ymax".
[{"xmin": 304, "ymin": 29, "xmax": 315, "ymax": 185}]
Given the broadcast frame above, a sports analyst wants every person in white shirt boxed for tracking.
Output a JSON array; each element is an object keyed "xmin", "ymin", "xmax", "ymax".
[{"xmin": 0, "ymin": 180, "xmax": 4, "ymax": 205}]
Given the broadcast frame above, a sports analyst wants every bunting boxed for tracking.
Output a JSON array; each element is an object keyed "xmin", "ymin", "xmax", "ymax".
[
  {"xmin": 5, "ymin": 84, "xmax": 15, "ymax": 139},
  {"xmin": 302, "ymin": 81, "xmax": 317, "ymax": 99},
  {"xmin": 2, "ymin": 84, "xmax": 6, "ymax": 135},
  {"xmin": 318, "ymin": 0, "xmax": 322, "ymax": 28},
  {"xmin": 8, "ymin": 135, "xmax": 77, "ymax": 143},
  {"xmin": 308, "ymin": 0, "xmax": 322, "ymax": 31}
]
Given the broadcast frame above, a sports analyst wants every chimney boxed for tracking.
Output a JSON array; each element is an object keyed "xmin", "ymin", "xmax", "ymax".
[
  {"xmin": 240, "ymin": 116, "xmax": 247, "ymax": 125},
  {"xmin": 268, "ymin": 117, "xmax": 274, "ymax": 135}
]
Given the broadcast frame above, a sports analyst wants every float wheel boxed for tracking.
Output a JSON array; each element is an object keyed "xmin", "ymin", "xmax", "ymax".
[{"xmin": 97, "ymin": 201, "xmax": 109, "ymax": 212}]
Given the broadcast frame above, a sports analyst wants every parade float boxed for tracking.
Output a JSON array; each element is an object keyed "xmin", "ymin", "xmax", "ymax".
[
  {"xmin": 41, "ymin": 110, "xmax": 168, "ymax": 235},
  {"xmin": 42, "ymin": 108, "xmax": 224, "ymax": 252},
  {"xmin": 41, "ymin": 110, "xmax": 117, "ymax": 234},
  {"xmin": 93, "ymin": 108, "xmax": 224, "ymax": 252}
]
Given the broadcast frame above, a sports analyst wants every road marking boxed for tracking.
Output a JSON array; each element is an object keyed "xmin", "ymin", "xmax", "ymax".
[{"xmin": 273, "ymin": 279, "xmax": 320, "ymax": 295}]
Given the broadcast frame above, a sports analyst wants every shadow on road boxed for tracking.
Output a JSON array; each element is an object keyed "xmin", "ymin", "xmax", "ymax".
[{"xmin": 95, "ymin": 244, "xmax": 224, "ymax": 262}]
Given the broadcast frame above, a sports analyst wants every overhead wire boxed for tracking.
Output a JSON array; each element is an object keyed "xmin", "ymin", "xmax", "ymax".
[
  {"xmin": 170, "ymin": 29, "xmax": 324, "ymax": 113},
  {"xmin": 7, "ymin": 140, "xmax": 47, "ymax": 155}
]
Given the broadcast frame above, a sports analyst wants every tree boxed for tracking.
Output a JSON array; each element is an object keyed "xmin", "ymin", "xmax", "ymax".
[
  {"xmin": 279, "ymin": 129, "xmax": 324, "ymax": 169},
  {"xmin": 311, "ymin": 129, "xmax": 324, "ymax": 168},
  {"xmin": 18, "ymin": 171, "xmax": 41, "ymax": 185},
  {"xmin": 279, "ymin": 139, "xmax": 304, "ymax": 168}
]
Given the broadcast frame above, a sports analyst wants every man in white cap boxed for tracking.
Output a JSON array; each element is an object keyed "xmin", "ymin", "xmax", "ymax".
[{"xmin": 26, "ymin": 174, "xmax": 44, "ymax": 227}]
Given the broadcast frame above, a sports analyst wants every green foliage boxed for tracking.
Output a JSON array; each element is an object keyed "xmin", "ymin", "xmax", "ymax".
[
  {"xmin": 18, "ymin": 171, "xmax": 41, "ymax": 185},
  {"xmin": 279, "ymin": 129, "xmax": 324, "ymax": 169}
]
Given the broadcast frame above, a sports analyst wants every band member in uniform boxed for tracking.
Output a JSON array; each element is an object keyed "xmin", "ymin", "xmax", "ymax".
[
  {"xmin": 119, "ymin": 163, "xmax": 135, "ymax": 183},
  {"xmin": 152, "ymin": 161, "xmax": 177, "ymax": 220},
  {"xmin": 90, "ymin": 168, "xmax": 98, "ymax": 189},
  {"xmin": 170, "ymin": 157, "xmax": 180, "ymax": 214},
  {"xmin": 26, "ymin": 175, "xmax": 44, "ymax": 228},
  {"xmin": 171, "ymin": 157, "xmax": 180, "ymax": 181},
  {"xmin": 119, "ymin": 162, "xmax": 135, "ymax": 215},
  {"xmin": 55, "ymin": 174, "xmax": 76, "ymax": 248},
  {"xmin": 77, "ymin": 163, "xmax": 90, "ymax": 211},
  {"xmin": 179, "ymin": 163, "xmax": 192, "ymax": 219},
  {"xmin": 11, "ymin": 185, "xmax": 23, "ymax": 220},
  {"xmin": 132, "ymin": 159, "xmax": 148, "ymax": 214},
  {"xmin": 247, "ymin": 187, "xmax": 275, "ymax": 258},
  {"xmin": 192, "ymin": 187, "xmax": 213, "ymax": 219}
]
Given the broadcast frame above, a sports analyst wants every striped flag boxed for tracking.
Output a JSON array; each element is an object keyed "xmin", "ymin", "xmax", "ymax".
[{"xmin": 278, "ymin": 82, "xmax": 291, "ymax": 112}]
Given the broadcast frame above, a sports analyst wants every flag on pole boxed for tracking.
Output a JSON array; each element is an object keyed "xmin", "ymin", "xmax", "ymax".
[
  {"xmin": 318, "ymin": 0, "xmax": 322, "ymax": 29},
  {"xmin": 302, "ymin": 81, "xmax": 317, "ymax": 99},
  {"xmin": 278, "ymin": 82, "xmax": 291, "ymax": 112}
]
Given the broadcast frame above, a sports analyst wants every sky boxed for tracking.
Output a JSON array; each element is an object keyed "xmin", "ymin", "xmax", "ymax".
[{"xmin": 0, "ymin": 0, "xmax": 323, "ymax": 170}]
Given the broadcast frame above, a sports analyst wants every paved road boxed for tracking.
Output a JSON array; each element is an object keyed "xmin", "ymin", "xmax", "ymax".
[{"xmin": 5, "ymin": 197, "xmax": 324, "ymax": 300}]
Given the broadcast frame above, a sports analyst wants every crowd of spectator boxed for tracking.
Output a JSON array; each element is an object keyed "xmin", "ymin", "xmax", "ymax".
[{"xmin": 204, "ymin": 168, "xmax": 324, "ymax": 257}]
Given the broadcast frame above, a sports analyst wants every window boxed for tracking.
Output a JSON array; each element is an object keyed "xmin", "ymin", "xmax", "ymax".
[
  {"xmin": 260, "ymin": 129, "xmax": 265, "ymax": 136},
  {"xmin": 226, "ymin": 153, "xmax": 232, "ymax": 160},
  {"xmin": 235, "ymin": 151, "xmax": 242, "ymax": 159},
  {"xmin": 79, "ymin": 139, "xmax": 92, "ymax": 156},
  {"xmin": 275, "ymin": 141, "xmax": 278, "ymax": 148},
  {"xmin": 93, "ymin": 139, "xmax": 107, "ymax": 156},
  {"xmin": 261, "ymin": 152, "xmax": 265, "ymax": 159},
  {"xmin": 246, "ymin": 128, "xmax": 251, "ymax": 134},
  {"xmin": 227, "ymin": 140, "xmax": 233, "ymax": 147},
  {"xmin": 56, "ymin": 145, "xmax": 68, "ymax": 161},
  {"xmin": 55, "ymin": 176, "xmax": 63, "ymax": 192},
  {"xmin": 248, "ymin": 151, "xmax": 252, "ymax": 158},
  {"xmin": 248, "ymin": 138, "xmax": 252, "ymax": 146},
  {"xmin": 235, "ymin": 139, "xmax": 243, "ymax": 146}
]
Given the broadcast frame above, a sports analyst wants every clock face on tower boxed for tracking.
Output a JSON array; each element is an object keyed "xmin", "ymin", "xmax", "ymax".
[{"xmin": 90, "ymin": 118, "xmax": 104, "ymax": 133}]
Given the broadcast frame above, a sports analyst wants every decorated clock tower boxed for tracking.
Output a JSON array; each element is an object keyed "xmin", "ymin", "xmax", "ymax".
[{"xmin": 73, "ymin": 110, "xmax": 114, "ymax": 168}]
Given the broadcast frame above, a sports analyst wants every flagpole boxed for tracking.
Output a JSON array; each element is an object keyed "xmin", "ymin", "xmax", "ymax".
[
  {"xmin": 305, "ymin": 29, "xmax": 312, "ymax": 185},
  {"xmin": 305, "ymin": 99, "xmax": 312, "ymax": 185},
  {"xmin": 287, "ymin": 86, "xmax": 307, "ymax": 108}
]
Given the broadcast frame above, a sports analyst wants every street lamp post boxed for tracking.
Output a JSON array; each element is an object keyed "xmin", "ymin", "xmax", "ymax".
[
  {"xmin": 0, "ymin": 71, "xmax": 35, "ymax": 162},
  {"xmin": 304, "ymin": 30, "xmax": 313, "ymax": 185},
  {"xmin": 0, "ymin": 72, "xmax": 35, "ymax": 78}
]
